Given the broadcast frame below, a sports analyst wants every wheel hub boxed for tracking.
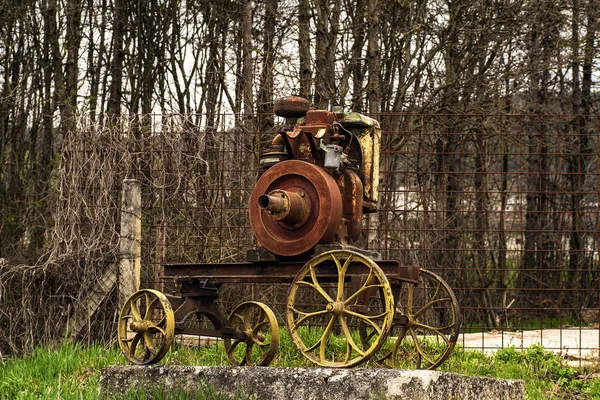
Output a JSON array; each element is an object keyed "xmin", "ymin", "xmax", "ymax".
[
  {"xmin": 326, "ymin": 301, "xmax": 345, "ymax": 315},
  {"xmin": 129, "ymin": 320, "xmax": 153, "ymax": 333}
]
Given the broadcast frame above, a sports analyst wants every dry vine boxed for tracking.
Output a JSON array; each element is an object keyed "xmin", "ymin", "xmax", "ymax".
[{"xmin": 0, "ymin": 114, "xmax": 258, "ymax": 357}]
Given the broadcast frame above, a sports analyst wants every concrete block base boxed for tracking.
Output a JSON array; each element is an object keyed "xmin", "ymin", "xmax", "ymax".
[{"xmin": 100, "ymin": 366, "xmax": 524, "ymax": 399}]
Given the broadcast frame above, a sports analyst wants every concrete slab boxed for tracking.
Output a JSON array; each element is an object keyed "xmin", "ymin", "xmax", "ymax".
[{"xmin": 100, "ymin": 365, "xmax": 524, "ymax": 400}]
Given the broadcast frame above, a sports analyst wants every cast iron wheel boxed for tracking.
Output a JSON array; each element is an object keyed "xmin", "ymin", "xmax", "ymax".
[
  {"xmin": 381, "ymin": 269, "xmax": 460, "ymax": 370},
  {"xmin": 287, "ymin": 250, "xmax": 394, "ymax": 368},
  {"xmin": 224, "ymin": 301, "xmax": 280, "ymax": 366},
  {"xmin": 118, "ymin": 289, "xmax": 175, "ymax": 365}
]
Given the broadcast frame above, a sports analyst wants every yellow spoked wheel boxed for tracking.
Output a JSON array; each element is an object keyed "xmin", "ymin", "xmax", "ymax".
[
  {"xmin": 118, "ymin": 289, "xmax": 175, "ymax": 365},
  {"xmin": 287, "ymin": 250, "xmax": 394, "ymax": 368},
  {"xmin": 380, "ymin": 269, "xmax": 460, "ymax": 370},
  {"xmin": 224, "ymin": 301, "xmax": 280, "ymax": 366}
]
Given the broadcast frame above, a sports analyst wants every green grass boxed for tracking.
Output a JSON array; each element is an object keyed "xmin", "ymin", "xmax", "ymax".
[
  {"xmin": 439, "ymin": 345, "xmax": 600, "ymax": 400},
  {"xmin": 0, "ymin": 342, "xmax": 123, "ymax": 399},
  {"xmin": 1, "ymin": 334, "xmax": 600, "ymax": 399}
]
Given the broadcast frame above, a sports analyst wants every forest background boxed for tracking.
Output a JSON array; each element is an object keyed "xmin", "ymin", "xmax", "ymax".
[{"xmin": 0, "ymin": 0, "xmax": 599, "ymax": 357}]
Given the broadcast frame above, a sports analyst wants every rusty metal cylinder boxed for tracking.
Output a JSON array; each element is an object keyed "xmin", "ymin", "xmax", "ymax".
[
  {"xmin": 258, "ymin": 193, "xmax": 285, "ymax": 213},
  {"xmin": 249, "ymin": 160, "xmax": 343, "ymax": 257},
  {"xmin": 258, "ymin": 189, "xmax": 309, "ymax": 227}
]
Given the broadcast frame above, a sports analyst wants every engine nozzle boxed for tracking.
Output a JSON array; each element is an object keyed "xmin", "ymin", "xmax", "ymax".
[{"xmin": 258, "ymin": 189, "xmax": 309, "ymax": 228}]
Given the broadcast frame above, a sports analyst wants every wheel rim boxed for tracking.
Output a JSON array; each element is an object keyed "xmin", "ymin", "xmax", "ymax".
[
  {"xmin": 224, "ymin": 301, "xmax": 280, "ymax": 366},
  {"xmin": 118, "ymin": 289, "xmax": 175, "ymax": 365},
  {"xmin": 287, "ymin": 250, "xmax": 394, "ymax": 368},
  {"xmin": 357, "ymin": 286, "xmax": 393, "ymax": 366},
  {"xmin": 385, "ymin": 268, "xmax": 460, "ymax": 370}
]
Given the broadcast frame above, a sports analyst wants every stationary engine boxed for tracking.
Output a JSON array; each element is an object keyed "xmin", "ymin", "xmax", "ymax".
[
  {"xmin": 118, "ymin": 96, "xmax": 459, "ymax": 371},
  {"xmin": 249, "ymin": 96, "xmax": 381, "ymax": 257}
]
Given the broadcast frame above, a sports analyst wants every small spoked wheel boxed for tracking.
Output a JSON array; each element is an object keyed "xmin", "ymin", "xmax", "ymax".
[
  {"xmin": 287, "ymin": 250, "xmax": 395, "ymax": 368},
  {"xmin": 224, "ymin": 301, "xmax": 280, "ymax": 366},
  {"xmin": 382, "ymin": 268, "xmax": 460, "ymax": 370},
  {"xmin": 118, "ymin": 289, "xmax": 175, "ymax": 365}
]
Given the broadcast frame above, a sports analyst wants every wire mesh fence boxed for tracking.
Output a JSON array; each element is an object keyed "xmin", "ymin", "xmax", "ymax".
[
  {"xmin": 1, "ymin": 112, "xmax": 598, "ymax": 362},
  {"xmin": 133, "ymin": 112, "xmax": 600, "ymax": 362}
]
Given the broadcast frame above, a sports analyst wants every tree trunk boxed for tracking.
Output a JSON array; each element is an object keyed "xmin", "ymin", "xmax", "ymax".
[
  {"xmin": 63, "ymin": 0, "xmax": 82, "ymax": 136},
  {"xmin": 314, "ymin": 0, "xmax": 341, "ymax": 109},
  {"xmin": 108, "ymin": 0, "xmax": 126, "ymax": 115},
  {"xmin": 298, "ymin": 0, "xmax": 312, "ymax": 100},
  {"xmin": 366, "ymin": 0, "xmax": 380, "ymax": 116},
  {"xmin": 258, "ymin": 0, "xmax": 277, "ymax": 133},
  {"xmin": 242, "ymin": 0, "xmax": 254, "ymax": 118}
]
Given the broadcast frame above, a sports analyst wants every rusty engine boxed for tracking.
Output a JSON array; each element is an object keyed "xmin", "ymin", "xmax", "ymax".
[
  {"xmin": 117, "ymin": 95, "xmax": 460, "ymax": 370},
  {"xmin": 249, "ymin": 96, "xmax": 381, "ymax": 257}
]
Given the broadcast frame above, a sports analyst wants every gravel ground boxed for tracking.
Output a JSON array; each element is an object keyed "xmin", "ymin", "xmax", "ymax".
[{"xmin": 460, "ymin": 328, "xmax": 600, "ymax": 366}]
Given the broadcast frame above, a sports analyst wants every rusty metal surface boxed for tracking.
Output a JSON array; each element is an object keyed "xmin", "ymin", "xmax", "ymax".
[
  {"xmin": 273, "ymin": 96, "xmax": 310, "ymax": 118},
  {"xmin": 336, "ymin": 113, "xmax": 381, "ymax": 212},
  {"xmin": 249, "ymin": 160, "xmax": 343, "ymax": 256},
  {"xmin": 127, "ymin": 112, "xmax": 600, "ymax": 361},
  {"xmin": 258, "ymin": 189, "xmax": 309, "ymax": 227},
  {"xmin": 339, "ymin": 170, "xmax": 363, "ymax": 241},
  {"xmin": 252, "ymin": 100, "xmax": 380, "ymax": 254},
  {"xmin": 162, "ymin": 259, "xmax": 420, "ymax": 285}
]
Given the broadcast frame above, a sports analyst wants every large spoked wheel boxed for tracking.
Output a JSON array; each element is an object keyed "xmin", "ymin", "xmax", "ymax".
[
  {"xmin": 118, "ymin": 289, "xmax": 175, "ymax": 365},
  {"xmin": 224, "ymin": 301, "xmax": 280, "ymax": 366},
  {"xmin": 382, "ymin": 268, "xmax": 460, "ymax": 370},
  {"xmin": 287, "ymin": 250, "xmax": 395, "ymax": 368}
]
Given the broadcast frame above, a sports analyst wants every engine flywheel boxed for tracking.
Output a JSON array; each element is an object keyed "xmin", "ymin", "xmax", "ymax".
[{"xmin": 249, "ymin": 160, "xmax": 342, "ymax": 257}]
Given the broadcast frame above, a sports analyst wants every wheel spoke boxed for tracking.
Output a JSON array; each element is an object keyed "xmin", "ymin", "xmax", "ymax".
[
  {"xmin": 344, "ymin": 283, "xmax": 385, "ymax": 306},
  {"xmin": 252, "ymin": 319, "xmax": 270, "ymax": 335},
  {"xmin": 335, "ymin": 254, "xmax": 353, "ymax": 302},
  {"xmin": 428, "ymin": 279, "xmax": 442, "ymax": 304},
  {"xmin": 144, "ymin": 297, "xmax": 160, "ymax": 320},
  {"xmin": 390, "ymin": 326, "xmax": 409, "ymax": 368},
  {"xmin": 331, "ymin": 252, "xmax": 343, "ymax": 274},
  {"xmin": 308, "ymin": 265, "xmax": 334, "ymax": 303},
  {"xmin": 319, "ymin": 314, "xmax": 338, "ymax": 361},
  {"xmin": 242, "ymin": 305, "xmax": 252, "ymax": 330},
  {"xmin": 120, "ymin": 335, "xmax": 135, "ymax": 343},
  {"xmin": 129, "ymin": 333, "xmax": 142, "ymax": 358},
  {"xmin": 148, "ymin": 325, "xmax": 167, "ymax": 338},
  {"xmin": 409, "ymin": 327, "xmax": 437, "ymax": 366},
  {"xmin": 358, "ymin": 267, "xmax": 376, "ymax": 300},
  {"xmin": 143, "ymin": 292, "xmax": 151, "ymax": 318},
  {"xmin": 406, "ymin": 284, "xmax": 414, "ymax": 315},
  {"xmin": 340, "ymin": 316, "xmax": 366, "ymax": 356},
  {"xmin": 344, "ymin": 340, "xmax": 351, "ymax": 364},
  {"xmin": 244, "ymin": 342, "xmax": 254, "ymax": 365},
  {"xmin": 289, "ymin": 309, "xmax": 329, "ymax": 332},
  {"xmin": 413, "ymin": 322, "xmax": 451, "ymax": 345},
  {"xmin": 304, "ymin": 337, "xmax": 323, "ymax": 353},
  {"xmin": 413, "ymin": 297, "xmax": 452, "ymax": 319},
  {"xmin": 231, "ymin": 312, "xmax": 245, "ymax": 328},
  {"xmin": 344, "ymin": 309, "xmax": 383, "ymax": 335},
  {"xmin": 143, "ymin": 332, "xmax": 158, "ymax": 353},
  {"xmin": 228, "ymin": 339, "xmax": 243, "ymax": 353},
  {"xmin": 130, "ymin": 301, "xmax": 143, "ymax": 321},
  {"xmin": 155, "ymin": 316, "xmax": 167, "ymax": 328}
]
